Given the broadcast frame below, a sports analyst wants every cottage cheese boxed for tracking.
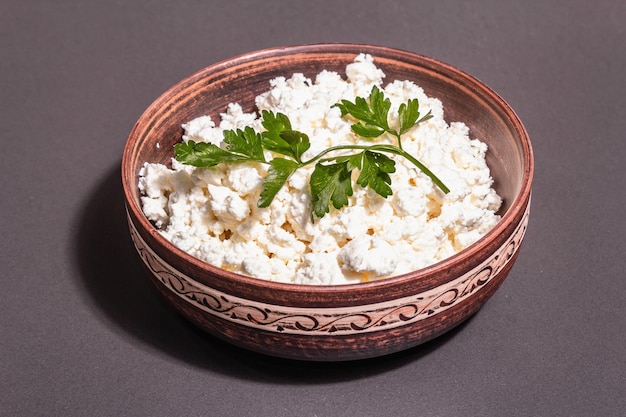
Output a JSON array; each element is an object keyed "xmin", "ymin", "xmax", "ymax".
[{"xmin": 138, "ymin": 54, "xmax": 502, "ymax": 285}]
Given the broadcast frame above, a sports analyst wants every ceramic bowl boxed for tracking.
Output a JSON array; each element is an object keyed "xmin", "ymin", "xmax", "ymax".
[{"xmin": 121, "ymin": 44, "xmax": 533, "ymax": 361}]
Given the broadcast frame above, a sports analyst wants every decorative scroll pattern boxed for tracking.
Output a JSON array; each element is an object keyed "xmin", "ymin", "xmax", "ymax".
[{"xmin": 128, "ymin": 202, "xmax": 529, "ymax": 335}]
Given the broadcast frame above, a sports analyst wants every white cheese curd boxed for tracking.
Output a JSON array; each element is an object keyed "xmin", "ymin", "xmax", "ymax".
[{"xmin": 138, "ymin": 53, "xmax": 502, "ymax": 285}]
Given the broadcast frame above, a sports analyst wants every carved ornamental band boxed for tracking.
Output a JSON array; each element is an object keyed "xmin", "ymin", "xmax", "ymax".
[{"xmin": 128, "ymin": 200, "xmax": 529, "ymax": 336}]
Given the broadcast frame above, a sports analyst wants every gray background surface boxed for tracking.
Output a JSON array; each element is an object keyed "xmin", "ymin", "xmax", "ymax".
[{"xmin": 2, "ymin": 1, "xmax": 625, "ymax": 416}]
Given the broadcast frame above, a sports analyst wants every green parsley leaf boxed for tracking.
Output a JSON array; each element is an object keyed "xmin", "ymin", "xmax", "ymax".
[
  {"xmin": 261, "ymin": 109, "xmax": 292, "ymax": 132},
  {"xmin": 260, "ymin": 110, "xmax": 293, "ymax": 155},
  {"xmin": 258, "ymin": 158, "xmax": 299, "ymax": 208},
  {"xmin": 260, "ymin": 110, "xmax": 310, "ymax": 163},
  {"xmin": 398, "ymin": 99, "xmax": 419, "ymax": 136},
  {"xmin": 350, "ymin": 123, "xmax": 386, "ymax": 138},
  {"xmin": 223, "ymin": 126, "xmax": 266, "ymax": 162},
  {"xmin": 334, "ymin": 85, "xmax": 433, "ymax": 147},
  {"xmin": 174, "ymin": 140, "xmax": 251, "ymax": 167},
  {"xmin": 334, "ymin": 86, "xmax": 391, "ymax": 139},
  {"xmin": 398, "ymin": 98, "xmax": 433, "ymax": 136},
  {"xmin": 368, "ymin": 85, "xmax": 392, "ymax": 130},
  {"xmin": 349, "ymin": 151, "xmax": 396, "ymax": 198},
  {"xmin": 279, "ymin": 129, "xmax": 311, "ymax": 163},
  {"xmin": 310, "ymin": 161, "xmax": 354, "ymax": 218}
]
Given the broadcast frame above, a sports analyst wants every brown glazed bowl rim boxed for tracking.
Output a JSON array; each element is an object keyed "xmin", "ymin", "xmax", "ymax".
[{"xmin": 122, "ymin": 43, "xmax": 534, "ymax": 295}]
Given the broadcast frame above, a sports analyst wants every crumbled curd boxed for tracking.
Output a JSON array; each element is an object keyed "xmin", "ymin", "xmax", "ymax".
[{"xmin": 138, "ymin": 54, "xmax": 502, "ymax": 285}]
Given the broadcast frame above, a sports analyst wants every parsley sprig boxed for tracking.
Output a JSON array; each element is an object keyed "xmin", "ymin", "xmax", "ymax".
[{"xmin": 174, "ymin": 85, "xmax": 449, "ymax": 219}]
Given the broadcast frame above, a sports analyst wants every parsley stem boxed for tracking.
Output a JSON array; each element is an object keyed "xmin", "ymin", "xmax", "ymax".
[
  {"xmin": 392, "ymin": 132, "xmax": 403, "ymax": 150},
  {"xmin": 300, "ymin": 144, "xmax": 372, "ymax": 166},
  {"xmin": 300, "ymin": 143, "xmax": 449, "ymax": 194},
  {"xmin": 371, "ymin": 144, "xmax": 450, "ymax": 194}
]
